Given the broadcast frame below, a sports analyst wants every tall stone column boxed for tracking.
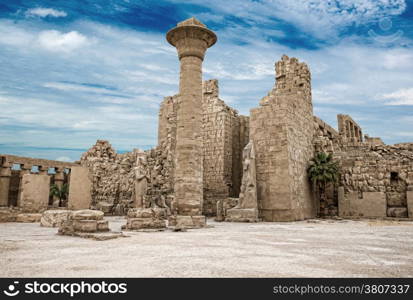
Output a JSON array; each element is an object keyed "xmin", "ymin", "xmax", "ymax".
[
  {"xmin": 17, "ymin": 164, "xmax": 31, "ymax": 207},
  {"xmin": 0, "ymin": 161, "xmax": 12, "ymax": 206},
  {"xmin": 166, "ymin": 17, "xmax": 216, "ymax": 216}
]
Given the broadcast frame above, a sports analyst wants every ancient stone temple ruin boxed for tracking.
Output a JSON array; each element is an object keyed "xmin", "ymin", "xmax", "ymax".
[{"xmin": 1, "ymin": 17, "xmax": 413, "ymax": 226}]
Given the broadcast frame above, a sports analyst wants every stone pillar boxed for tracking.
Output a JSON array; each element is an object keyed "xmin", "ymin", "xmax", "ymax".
[
  {"xmin": 19, "ymin": 174, "xmax": 50, "ymax": 212},
  {"xmin": 166, "ymin": 17, "xmax": 216, "ymax": 216},
  {"xmin": 0, "ymin": 162, "xmax": 12, "ymax": 206},
  {"xmin": 407, "ymin": 185, "xmax": 413, "ymax": 218},
  {"xmin": 38, "ymin": 166, "xmax": 49, "ymax": 175},
  {"xmin": 17, "ymin": 164, "xmax": 31, "ymax": 207},
  {"xmin": 68, "ymin": 166, "xmax": 92, "ymax": 210},
  {"xmin": 337, "ymin": 186, "xmax": 347, "ymax": 217}
]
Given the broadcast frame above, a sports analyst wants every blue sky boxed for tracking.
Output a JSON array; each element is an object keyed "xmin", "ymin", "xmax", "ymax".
[{"xmin": 0, "ymin": 0, "xmax": 412, "ymax": 162}]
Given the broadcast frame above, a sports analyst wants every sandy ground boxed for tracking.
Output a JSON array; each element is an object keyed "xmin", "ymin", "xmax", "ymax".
[{"xmin": 0, "ymin": 217, "xmax": 412, "ymax": 277}]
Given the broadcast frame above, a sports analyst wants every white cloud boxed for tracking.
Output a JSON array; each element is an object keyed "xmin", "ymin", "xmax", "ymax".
[
  {"xmin": 0, "ymin": 21, "xmax": 35, "ymax": 47},
  {"xmin": 44, "ymin": 82, "xmax": 115, "ymax": 94},
  {"xmin": 38, "ymin": 30, "xmax": 89, "ymax": 53},
  {"xmin": 56, "ymin": 156, "xmax": 71, "ymax": 162},
  {"xmin": 171, "ymin": 0, "xmax": 406, "ymax": 39},
  {"xmin": 26, "ymin": 8, "xmax": 67, "ymax": 18},
  {"xmin": 0, "ymin": 95, "xmax": 155, "ymax": 133},
  {"xmin": 381, "ymin": 88, "xmax": 413, "ymax": 105}
]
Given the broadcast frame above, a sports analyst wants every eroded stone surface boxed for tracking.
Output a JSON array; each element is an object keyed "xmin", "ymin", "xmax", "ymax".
[
  {"xmin": 41, "ymin": 210, "xmax": 72, "ymax": 227},
  {"xmin": 15, "ymin": 213, "xmax": 42, "ymax": 223},
  {"xmin": 58, "ymin": 209, "xmax": 117, "ymax": 239}
]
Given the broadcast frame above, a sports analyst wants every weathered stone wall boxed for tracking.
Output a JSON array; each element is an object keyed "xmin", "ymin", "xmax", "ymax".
[
  {"xmin": 365, "ymin": 135, "xmax": 385, "ymax": 146},
  {"xmin": 80, "ymin": 139, "xmax": 175, "ymax": 214},
  {"xmin": 201, "ymin": 79, "xmax": 249, "ymax": 215},
  {"xmin": 250, "ymin": 55, "xmax": 315, "ymax": 221},
  {"xmin": 158, "ymin": 95, "xmax": 178, "ymax": 150},
  {"xmin": 0, "ymin": 154, "xmax": 76, "ymax": 211},
  {"xmin": 338, "ymin": 114, "xmax": 363, "ymax": 143},
  {"xmin": 157, "ymin": 79, "xmax": 249, "ymax": 216},
  {"xmin": 313, "ymin": 116, "xmax": 341, "ymax": 154},
  {"xmin": 336, "ymin": 143, "xmax": 413, "ymax": 217}
]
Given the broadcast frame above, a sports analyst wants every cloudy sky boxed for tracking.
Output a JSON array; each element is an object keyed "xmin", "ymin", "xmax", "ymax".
[{"xmin": 0, "ymin": 0, "xmax": 412, "ymax": 162}]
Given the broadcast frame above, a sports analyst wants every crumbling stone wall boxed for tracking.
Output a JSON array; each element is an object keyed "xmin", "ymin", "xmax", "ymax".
[
  {"xmin": 336, "ymin": 143, "xmax": 413, "ymax": 217},
  {"xmin": 80, "ymin": 139, "xmax": 175, "ymax": 214},
  {"xmin": 365, "ymin": 135, "xmax": 385, "ymax": 146},
  {"xmin": 313, "ymin": 116, "xmax": 341, "ymax": 154},
  {"xmin": 201, "ymin": 79, "xmax": 249, "ymax": 215},
  {"xmin": 338, "ymin": 114, "xmax": 363, "ymax": 143},
  {"xmin": 250, "ymin": 55, "xmax": 315, "ymax": 221},
  {"xmin": 157, "ymin": 80, "xmax": 249, "ymax": 216}
]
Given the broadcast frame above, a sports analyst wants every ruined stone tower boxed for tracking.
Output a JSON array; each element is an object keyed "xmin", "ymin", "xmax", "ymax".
[
  {"xmin": 166, "ymin": 17, "xmax": 217, "ymax": 215},
  {"xmin": 250, "ymin": 55, "xmax": 315, "ymax": 221}
]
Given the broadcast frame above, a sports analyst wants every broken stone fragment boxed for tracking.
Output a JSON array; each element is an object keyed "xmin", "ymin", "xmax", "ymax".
[
  {"xmin": 15, "ymin": 213, "xmax": 42, "ymax": 223},
  {"xmin": 125, "ymin": 218, "xmax": 167, "ymax": 230},
  {"xmin": 387, "ymin": 207, "xmax": 408, "ymax": 218},
  {"xmin": 72, "ymin": 209, "xmax": 104, "ymax": 221},
  {"xmin": 40, "ymin": 210, "xmax": 72, "ymax": 227},
  {"xmin": 174, "ymin": 215, "xmax": 206, "ymax": 229},
  {"xmin": 73, "ymin": 219, "xmax": 98, "ymax": 232}
]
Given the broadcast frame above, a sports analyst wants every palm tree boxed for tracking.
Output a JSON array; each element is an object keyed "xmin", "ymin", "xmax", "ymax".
[
  {"xmin": 50, "ymin": 183, "xmax": 69, "ymax": 207},
  {"xmin": 308, "ymin": 152, "xmax": 339, "ymax": 217}
]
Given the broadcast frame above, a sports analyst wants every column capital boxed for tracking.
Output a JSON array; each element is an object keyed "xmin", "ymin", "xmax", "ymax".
[
  {"xmin": 166, "ymin": 17, "xmax": 216, "ymax": 60},
  {"xmin": 20, "ymin": 164, "xmax": 32, "ymax": 174},
  {"xmin": 0, "ymin": 165, "xmax": 11, "ymax": 177},
  {"xmin": 54, "ymin": 167, "xmax": 65, "ymax": 181},
  {"xmin": 38, "ymin": 166, "xmax": 49, "ymax": 175}
]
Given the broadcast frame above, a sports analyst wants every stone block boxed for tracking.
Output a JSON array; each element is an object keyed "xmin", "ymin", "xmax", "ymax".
[
  {"xmin": 408, "ymin": 190, "xmax": 413, "ymax": 218},
  {"xmin": 73, "ymin": 219, "xmax": 98, "ymax": 232},
  {"xmin": 348, "ymin": 192, "xmax": 386, "ymax": 218},
  {"xmin": 18, "ymin": 174, "xmax": 50, "ymax": 212},
  {"xmin": 127, "ymin": 208, "xmax": 154, "ymax": 218},
  {"xmin": 68, "ymin": 166, "xmax": 92, "ymax": 210},
  {"xmin": 225, "ymin": 208, "xmax": 258, "ymax": 222},
  {"xmin": 40, "ymin": 210, "xmax": 72, "ymax": 227},
  {"xmin": 72, "ymin": 209, "xmax": 104, "ymax": 221},
  {"xmin": 386, "ymin": 192, "xmax": 407, "ymax": 207},
  {"xmin": 97, "ymin": 202, "xmax": 113, "ymax": 215},
  {"xmin": 387, "ymin": 207, "xmax": 408, "ymax": 218},
  {"xmin": 97, "ymin": 220, "xmax": 109, "ymax": 232},
  {"xmin": 191, "ymin": 215, "xmax": 206, "ymax": 228},
  {"xmin": 174, "ymin": 215, "xmax": 206, "ymax": 228},
  {"xmin": 337, "ymin": 186, "xmax": 349, "ymax": 217},
  {"xmin": 168, "ymin": 215, "xmax": 177, "ymax": 227},
  {"xmin": 16, "ymin": 213, "xmax": 42, "ymax": 223},
  {"xmin": 126, "ymin": 218, "xmax": 166, "ymax": 230},
  {"xmin": 175, "ymin": 215, "xmax": 194, "ymax": 228},
  {"xmin": 0, "ymin": 207, "xmax": 19, "ymax": 222}
]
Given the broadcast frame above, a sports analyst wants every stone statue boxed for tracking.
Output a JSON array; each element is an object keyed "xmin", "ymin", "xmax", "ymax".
[
  {"xmin": 226, "ymin": 141, "xmax": 258, "ymax": 222},
  {"xmin": 133, "ymin": 153, "xmax": 148, "ymax": 208},
  {"xmin": 237, "ymin": 141, "xmax": 257, "ymax": 209}
]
